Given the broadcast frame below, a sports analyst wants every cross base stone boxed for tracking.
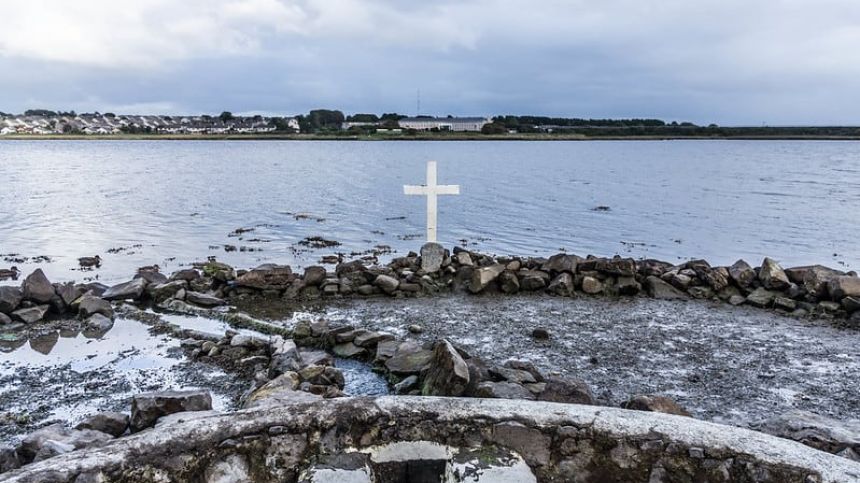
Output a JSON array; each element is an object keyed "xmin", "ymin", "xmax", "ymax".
[{"xmin": 420, "ymin": 243, "xmax": 446, "ymax": 273}]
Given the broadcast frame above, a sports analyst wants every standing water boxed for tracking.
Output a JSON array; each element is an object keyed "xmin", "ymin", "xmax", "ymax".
[{"xmin": 1, "ymin": 140, "xmax": 859, "ymax": 284}]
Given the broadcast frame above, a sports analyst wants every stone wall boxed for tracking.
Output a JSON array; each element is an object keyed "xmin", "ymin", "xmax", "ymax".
[
  {"xmin": 2, "ymin": 397, "xmax": 858, "ymax": 483},
  {"xmin": 3, "ymin": 245, "xmax": 860, "ymax": 330}
]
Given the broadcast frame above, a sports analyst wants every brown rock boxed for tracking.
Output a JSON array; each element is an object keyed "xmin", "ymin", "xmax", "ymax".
[
  {"xmin": 537, "ymin": 376, "xmax": 594, "ymax": 405},
  {"xmin": 622, "ymin": 394, "xmax": 690, "ymax": 417},
  {"xmin": 759, "ymin": 257, "xmax": 790, "ymax": 291}
]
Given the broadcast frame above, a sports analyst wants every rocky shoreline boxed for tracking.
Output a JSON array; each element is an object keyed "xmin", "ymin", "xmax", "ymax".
[
  {"xmin": 2, "ymin": 244, "xmax": 860, "ymax": 478},
  {"xmin": 4, "ymin": 242, "xmax": 859, "ymax": 329}
]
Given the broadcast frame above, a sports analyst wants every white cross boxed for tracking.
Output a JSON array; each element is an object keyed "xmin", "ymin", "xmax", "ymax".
[{"xmin": 403, "ymin": 160, "xmax": 460, "ymax": 242}]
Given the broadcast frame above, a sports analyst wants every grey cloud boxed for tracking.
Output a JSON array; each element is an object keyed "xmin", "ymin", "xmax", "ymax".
[{"xmin": 0, "ymin": 0, "xmax": 858, "ymax": 124}]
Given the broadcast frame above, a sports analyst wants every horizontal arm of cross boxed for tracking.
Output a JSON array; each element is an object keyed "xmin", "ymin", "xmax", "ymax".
[{"xmin": 404, "ymin": 185, "xmax": 460, "ymax": 195}]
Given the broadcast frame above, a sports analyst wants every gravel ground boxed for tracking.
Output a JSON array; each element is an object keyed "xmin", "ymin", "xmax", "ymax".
[{"xmin": 269, "ymin": 294, "xmax": 860, "ymax": 429}]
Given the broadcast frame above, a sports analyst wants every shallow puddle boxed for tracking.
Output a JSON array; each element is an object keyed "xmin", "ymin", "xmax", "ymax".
[
  {"xmin": 0, "ymin": 317, "xmax": 240, "ymax": 444},
  {"xmin": 0, "ymin": 310, "xmax": 391, "ymax": 444}
]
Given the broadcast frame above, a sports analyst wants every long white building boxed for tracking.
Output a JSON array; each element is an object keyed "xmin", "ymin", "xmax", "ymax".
[{"xmin": 399, "ymin": 116, "xmax": 490, "ymax": 132}]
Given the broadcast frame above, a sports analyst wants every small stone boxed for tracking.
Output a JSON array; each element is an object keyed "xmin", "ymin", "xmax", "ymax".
[
  {"xmin": 0, "ymin": 445, "xmax": 22, "ymax": 472},
  {"xmin": 185, "ymin": 291, "xmax": 226, "ymax": 307},
  {"xmin": 102, "ymin": 278, "xmax": 148, "ymax": 301},
  {"xmin": 303, "ymin": 266, "xmax": 327, "ymax": 286},
  {"xmin": 374, "ymin": 274, "xmax": 400, "ymax": 294},
  {"xmin": 548, "ymin": 273, "xmax": 574, "ymax": 296},
  {"xmin": 170, "ymin": 269, "xmax": 200, "ymax": 282},
  {"xmin": 0, "ymin": 286, "xmax": 23, "ymax": 314},
  {"xmin": 773, "ymin": 296, "xmax": 797, "ymax": 311},
  {"xmin": 728, "ymin": 294, "xmax": 746, "ymax": 306},
  {"xmin": 353, "ymin": 331, "xmax": 394, "ymax": 348},
  {"xmin": 645, "ymin": 276, "xmax": 689, "ymax": 300},
  {"xmin": 384, "ymin": 342, "xmax": 433, "ymax": 375},
  {"xmin": 407, "ymin": 324, "xmax": 423, "ymax": 334},
  {"xmin": 130, "ymin": 390, "xmax": 213, "ymax": 431},
  {"xmin": 498, "ymin": 271, "xmax": 520, "ymax": 294},
  {"xmin": 394, "ymin": 375, "xmax": 419, "ymax": 394},
  {"xmin": 456, "ymin": 251, "xmax": 474, "ymax": 267},
  {"xmin": 77, "ymin": 295, "xmax": 115, "ymax": 319},
  {"xmin": 474, "ymin": 381, "xmax": 535, "ymax": 400},
  {"xmin": 581, "ymin": 276, "xmax": 603, "ymax": 295},
  {"xmin": 469, "ymin": 264, "xmax": 505, "ymax": 293},
  {"xmin": 11, "ymin": 304, "xmax": 49, "ymax": 324},
  {"xmin": 842, "ymin": 296, "xmax": 860, "ymax": 313},
  {"xmin": 623, "ymin": 395, "xmax": 690, "ymax": 416},
  {"xmin": 519, "ymin": 270, "xmax": 549, "ymax": 291},
  {"xmin": 420, "ymin": 242, "xmax": 445, "ymax": 273},
  {"xmin": 83, "ymin": 313, "xmax": 114, "ymax": 335},
  {"xmin": 333, "ymin": 342, "xmax": 367, "ymax": 358},
  {"xmin": 531, "ymin": 328, "xmax": 550, "ymax": 340},
  {"xmin": 537, "ymin": 376, "xmax": 594, "ymax": 405},
  {"xmin": 829, "ymin": 276, "xmax": 860, "ymax": 300},
  {"xmin": 616, "ymin": 276, "xmax": 641, "ymax": 295},
  {"xmin": 75, "ymin": 412, "xmax": 129, "ymax": 437},
  {"xmin": 759, "ymin": 257, "xmax": 790, "ymax": 290},
  {"xmin": 230, "ymin": 334, "xmax": 269, "ymax": 349},
  {"xmin": 746, "ymin": 287, "xmax": 778, "ymax": 308}
]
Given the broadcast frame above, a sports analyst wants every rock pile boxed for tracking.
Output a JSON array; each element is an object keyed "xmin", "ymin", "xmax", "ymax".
[
  {"xmin": 222, "ymin": 246, "xmax": 859, "ymax": 322},
  {"xmin": 0, "ymin": 390, "xmax": 211, "ymax": 474},
  {"xmin": 3, "ymin": 246, "xmax": 859, "ymax": 326},
  {"xmin": 287, "ymin": 318, "xmax": 596, "ymax": 406},
  {"xmin": 0, "ymin": 265, "xmax": 228, "ymax": 327}
]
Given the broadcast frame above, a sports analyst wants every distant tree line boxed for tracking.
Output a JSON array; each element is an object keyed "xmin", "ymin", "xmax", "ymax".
[{"xmin": 6, "ymin": 108, "xmax": 860, "ymax": 138}]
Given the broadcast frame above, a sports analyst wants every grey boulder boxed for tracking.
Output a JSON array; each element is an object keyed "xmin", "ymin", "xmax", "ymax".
[
  {"xmin": 760, "ymin": 410, "xmax": 860, "ymax": 457},
  {"xmin": 11, "ymin": 304, "xmax": 49, "ymax": 324},
  {"xmin": 22, "ymin": 269, "xmax": 55, "ymax": 304},
  {"xmin": 130, "ymin": 390, "xmax": 213, "ymax": 431},
  {"xmin": 185, "ymin": 291, "xmax": 226, "ymax": 307},
  {"xmin": 77, "ymin": 295, "xmax": 114, "ymax": 319},
  {"xmin": 422, "ymin": 340, "xmax": 470, "ymax": 397},
  {"xmin": 102, "ymin": 278, "xmax": 148, "ymax": 301},
  {"xmin": 0, "ymin": 286, "xmax": 23, "ymax": 314},
  {"xmin": 469, "ymin": 264, "xmax": 505, "ymax": 294},
  {"xmin": 759, "ymin": 257, "xmax": 790, "ymax": 291},
  {"xmin": 75, "ymin": 411, "xmax": 130, "ymax": 438},
  {"xmin": 645, "ymin": 276, "xmax": 689, "ymax": 300}
]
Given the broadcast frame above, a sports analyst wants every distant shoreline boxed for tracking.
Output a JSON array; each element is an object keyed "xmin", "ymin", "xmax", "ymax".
[{"xmin": 3, "ymin": 133, "xmax": 860, "ymax": 141}]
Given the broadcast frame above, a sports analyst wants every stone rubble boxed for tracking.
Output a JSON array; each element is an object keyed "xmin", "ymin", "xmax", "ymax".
[{"xmin": 2, "ymin": 243, "xmax": 860, "ymax": 478}]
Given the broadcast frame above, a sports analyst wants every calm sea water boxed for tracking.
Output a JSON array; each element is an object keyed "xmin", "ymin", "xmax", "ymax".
[{"xmin": 1, "ymin": 140, "xmax": 858, "ymax": 284}]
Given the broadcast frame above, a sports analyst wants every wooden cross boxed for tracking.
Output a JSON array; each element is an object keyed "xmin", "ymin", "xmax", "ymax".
[{"xmin": 403, "ymin": 160, "xmax": 460, "ymax": 242}]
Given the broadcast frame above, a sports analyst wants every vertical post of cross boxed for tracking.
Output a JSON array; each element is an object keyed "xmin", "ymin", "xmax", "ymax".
[{"xmin": 425, "ymin": 160, "xmax": 438, "ymax": 242}]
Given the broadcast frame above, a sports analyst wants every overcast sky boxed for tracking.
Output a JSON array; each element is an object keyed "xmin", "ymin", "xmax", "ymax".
[{"xmin": 0, "ymin": 0, "xmax": 858, "ymax": 125}]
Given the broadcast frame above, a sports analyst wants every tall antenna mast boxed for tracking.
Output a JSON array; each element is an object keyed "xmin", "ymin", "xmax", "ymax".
[{"xmin": 416, "ymin": 88, "xmax": 421, "ymax": 116}]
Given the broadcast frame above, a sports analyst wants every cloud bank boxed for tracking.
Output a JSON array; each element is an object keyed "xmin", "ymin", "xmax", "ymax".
[{"xmin": 1, "ymin": 0, "xmax": 859, "ymax": 124}]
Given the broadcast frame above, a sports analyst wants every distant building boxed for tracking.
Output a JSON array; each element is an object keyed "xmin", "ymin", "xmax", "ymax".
[
  {"xmin": 341, "ymin": 121, "xmax": 377, "ymax": 130},
  {"xmin": 399, "ymin": 116, "xmax": 491, "ymax": 132}
]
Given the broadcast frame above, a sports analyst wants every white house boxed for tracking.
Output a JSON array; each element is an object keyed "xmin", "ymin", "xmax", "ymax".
[{"xmin": 398, "ymin": 116, "xmax": 491, "ymax": 132}]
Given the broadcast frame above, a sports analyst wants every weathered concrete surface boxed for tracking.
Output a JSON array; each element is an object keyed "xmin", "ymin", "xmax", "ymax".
[{"xmin": 2, "ymin": 397, "xmax": 859, "ymax": 482}]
